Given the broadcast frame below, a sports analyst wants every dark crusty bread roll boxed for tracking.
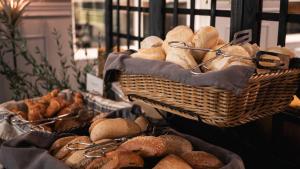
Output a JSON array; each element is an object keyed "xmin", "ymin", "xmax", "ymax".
[
  {"xmin": 49, "ymin": 136, "xmax": 78, "ymax": 155},
  {"xmin": 119, "ymin": 136, "xmax": 167, "ymax": 157},
  {"xmin": 90, "ymin": 118, "xmax": 141, "ymax": 142},
  {"xmin": 180, "ymin": 151, "xmax": 224, "ymax": 169},
  {"xmin": 134, "ymin": 116, "xmax": 149, "ymax": 132},
  {"xmin": 54, "ymin": 136, "xmax": 90, "ymax": 160},
  {"xmin": 85, "ymin": 157, "xmax": 111, "ymax": 169},
  {"xmin": 159, "ymin": 135, "xmax": 193, "ymax": 155},
  {"xmin": 153, "ymin": 154, "xmax": 192, "ymax": 169}
]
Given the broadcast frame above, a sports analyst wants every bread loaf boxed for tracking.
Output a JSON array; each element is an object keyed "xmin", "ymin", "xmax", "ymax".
[
  {"xmin": 180, "ymin": 151, "xmax": 224, "ymax": 169},
  {"xmin": 102, "ymin": 150, "xmax": 144, "ymax": 169},
  {"xmin": 90, "ymin": 118, "xmax": 141, "ymax": 142},
  {"xmin": 141, "ymin": 36, "xmax": 163, "ymax": 49},
  {"xmin": 153, "ymin": 154, "xmax": 192, "ymax": 169},
  {"xmin": 159, "ymin": 135, "xmax": 193, "ymax": 155},
  {"xmin": 49, "ymin": 136, "xmax": 78, "ymax": 155},
  {"xmin": 120, "ymin": 136, "xmax": 167, "ymax": 157}
]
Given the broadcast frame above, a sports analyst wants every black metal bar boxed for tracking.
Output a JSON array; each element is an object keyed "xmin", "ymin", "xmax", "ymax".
[
  {"xmin": 277, "ymin": 0, "xmax": 288, "ymax": 46},
  {"xmin": 165, "ymin": 8, "xmax": 231, "ymax": 17},
  {"xmin": 230, "ymin": 0, "xmax": 244, "ymax": 41},
  {"xmin": 126, "ymin": 0, "xmax": 130, "ymax": 49},
  {"xmin": 173, "ymin": 0, "xmax": 178, "ymax": 27},
  {"xmin": 105, "ymin": 0, "xmax": 113, "ymax": 55},
  {"xmin": 116, "ymin": 0, "xmax": 120, "ymax": 51},
  {"xmin": 210, "ymin": 0, "xmax": 217, "ymax": 26},
  {"xmin": 149, "ymin": 0, "xmax": 166, "ymax": 38},
  {"xmin": 112, "ymin": 6, "xmax": 149, "ymax": 12},
  {"xmin": 256, "ymin": 0, "xmax": 263, "ymax": 45},
  {"xmin": 190, "ymin": 0, "xmax": 195, "ymax": 31},
  {"xmin": 241, "ymin": 0, "xmax": 261, "ymax": 43},
  {"xmin": 112, "ymin": 32, "xmax": 144, "ymax": 41},
  {"xmin": 288, "ymin": 14, "xmax": 300, "ymax": 23},
  {"xmin": 260, "ymin": 12, "xmax": 279, "ymax": 21},
  {"xmin": 138, "ymin": 0, "xmax": 141, "ymax": 48}
]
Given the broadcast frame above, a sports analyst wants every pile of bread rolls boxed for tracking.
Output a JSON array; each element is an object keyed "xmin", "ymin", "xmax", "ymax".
[
  {"xmin": 8, "ymin": 89, "xmax": 87, "ymax": 132},
  {"xmin": 131, "ymin": 25, "xmax": 295, "ymax": 72},
  {"xmin": 50, "ymin": 116, "xmax": 224, "ymax": 169}
]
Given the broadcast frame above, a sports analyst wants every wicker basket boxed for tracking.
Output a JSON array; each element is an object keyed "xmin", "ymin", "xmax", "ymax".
[{"xmin": 119, "ymin": 69, "xmax": 300, "ymax": 127}]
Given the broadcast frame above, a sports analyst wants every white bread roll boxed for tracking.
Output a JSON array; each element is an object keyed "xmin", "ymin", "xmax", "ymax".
[
  {"xmin": 131, "ymin": 47, "xmax": 166, "ymax": 61},
  {"xmin": 141, "ymin": 36, "xmax": 163, "ymax": 49},
  {"xmin": 134, "ymin": 116, "xmax": 149, "ymax": 132},
  {"xmin": 162, "ymin": 25, "xmax": 194, "ymax": 55},
  {"xmin": 90, "ymin": 118, "xmax": 141, "ymax": 142},
  {"xmin": 192, "ymin": 26, "xmax": 219, "ymax": 62},
  {"xmin": 203, "ymin": 45, "xmax": 254, "ymax": 72},
  {"xmin": 242, "ymin": 43, "xmax": 260, "ymax": 56},
  {"xmin": 165, "ymin": 47, "xmax": 198, "ymax": 69}
]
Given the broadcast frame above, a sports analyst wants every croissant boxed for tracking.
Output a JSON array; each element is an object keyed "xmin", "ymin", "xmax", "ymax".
[
  {"xmin": 9, "ymin": 108, "xmax": 27, "ymax": 120},
  {"xmin": 45, "ymin": 96, "xmax": 69, "ymax": 118},
  {"xmin": 25, "ymin": 100, "xmax": 47, "ymax": 121},
  {"xmin": 42, "ymin": 89, "xmax": 60, "ymax": 103},
  {"xmin": 73, "ymin": 92, "xmax": 84, "ymax": 104}
]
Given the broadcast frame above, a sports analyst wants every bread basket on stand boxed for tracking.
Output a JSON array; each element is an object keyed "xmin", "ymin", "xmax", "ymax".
[{"xmin": 106, "ymin": 30, "xmax": 300, "ymax": 128}]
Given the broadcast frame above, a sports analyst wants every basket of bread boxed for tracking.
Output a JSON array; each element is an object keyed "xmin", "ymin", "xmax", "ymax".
[
  {"xmin": 104, "ymin": 25, "xmax": 300, "ymax": 127},
  {"xmin": 0, "ymin": 107, "xmax": 244, "ymax": 169},
  {"xmin": 0, "ymin": 89, "xmax": 132, "ymax": 136}
]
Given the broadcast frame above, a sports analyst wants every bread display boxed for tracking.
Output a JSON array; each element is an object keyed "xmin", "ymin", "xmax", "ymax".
[
  {"xmin": 141, "ymin": 36, "xmax": 163, "ymax": 49},
  {"xmin": 89, "ymin": 118, "xmax": 141, "ymax": 142},
  {"xmin": 180, "ymin": 151, "xmax": 224, "ymax": 169},
  {"xmin": 153, "ymin": 154, "xmax": 192, "ymax": 169},
  {"xmin": 8, "ymin": 89, "xmax": 87, "ymax": 132}
]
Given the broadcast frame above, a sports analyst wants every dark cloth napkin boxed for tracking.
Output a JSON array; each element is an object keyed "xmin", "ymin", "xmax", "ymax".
[{"xmin": 104, "ymin": 52, "xmax": 256, "ymax": 96}]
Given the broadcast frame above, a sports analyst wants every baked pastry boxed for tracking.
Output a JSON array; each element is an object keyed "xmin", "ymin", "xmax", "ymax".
[
  {"xmin": 192, "ymin": 26, "xmax": 219, "ymax": 62},
  {"xmin": 134, "ymin": 116, "xmax": 149, "ymax": 132},
  {"xmin": 25, "ymin": 100, "xmax": 47, "ymax": 121},
  {"xmin": 55, "ymin": 119, "xmax": 81, "ymax": 132},
  {"xmin": 85, "ymin": 157, "xmax": 111, "ymax": 169},
  {"xmin": 89, "ymin": 118, "xmax": 107, "ymax": 133},
  {"xmin": 217, "ymin": 38, "xmax": 226, "ymax": 45},
  {"xmin": 203, "ymin": 45, "xmax": 254, "ymax": 72},
  {"xmin": 159, "ymin": 135, "xmax": 193, "ymax": 155},
  {"xmin": 65, "ymin": 148, "xmax": 93, "ymax": 169},
  {"xmin": 41, "ymin": 89, "xmax": 60, "ymax": 103},
  {"xmin": 45, "ymin": 96, "xmax": 68, "ymax": 118},
  {"xmin": 9, "ymin": 107, "xmax": 27, "ymax": 120},
  {"xmin": 120, "ymin": 136, "xmax": 167, "ymax": 157},
  {"xmin": 162, "ymin": 25, "xmax": 194, "ymax": 55},
  {"xmin": 131, "ymin": 47, "xmax": 166, "ymax": 61},
  {"xmin": 153, "ymin": 154, "xmax": 192, "ymax": 169},
  {"xmin": 141, "ymin": 36, "xmax": 163, "ymax": 49},
  {"xmin": 267, "ymin": 46, "xmax": 295, "ymax": 58},
  {"xmin": 90, "ymin": 118, "xmax": 141, "ymax": 142},
  {"xmin": 103, "ymin": 150, "xmax": 144, "ymax": 169},
  {"xmin": 54, "ymin": 136, "xmax": 90, "ymax": 160},
  {"xmin": 180, "ymin": 151, "xmax": 224, "ymax": 169},
  {"xmin": 49, "ymin": 136, "xmax": 78, "ymax": 155}
]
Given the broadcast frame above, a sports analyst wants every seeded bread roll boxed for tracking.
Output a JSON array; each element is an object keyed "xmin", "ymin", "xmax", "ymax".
[
  {"xmin": 153, "ymin": 154, "xmax": 192, "ymax": 169},
  {"xmin": 49, "ymin": 136, "xmax": 77, "ymax": 155},
  {"xmin": 90, "ymin": 118, "xmax": 141, "ymax": 142},
  {"xmin": 54, "ymin": 136, "xmax": 90, "ymax": 160},
  {"xmin": 159, "ymin": 135, "xmax": 193, "ymax": 155},
  {"xmin": 180, "ymin": 151, "xmax": 224, "ymax": 169},
  {"xmin": 119, "ymin": 136, "xmax": 168, "ymax": 157}
]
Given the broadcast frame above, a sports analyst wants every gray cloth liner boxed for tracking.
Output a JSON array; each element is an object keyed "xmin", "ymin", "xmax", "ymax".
[
  {"xmin": 0, "ymin": 106, "xmax": 244, "ymax": 169},
  {"xmin": 104, "ymin": 52, "xmax": 256, "ymax": 95}
]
